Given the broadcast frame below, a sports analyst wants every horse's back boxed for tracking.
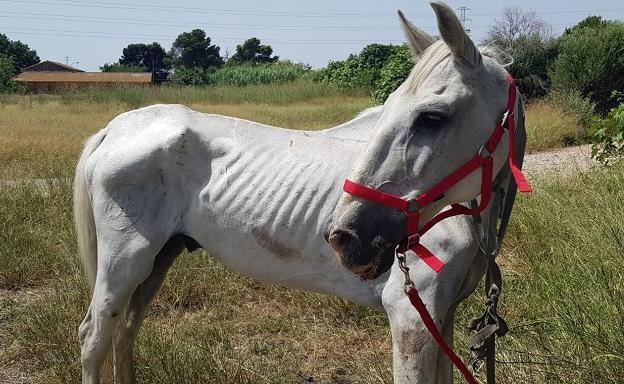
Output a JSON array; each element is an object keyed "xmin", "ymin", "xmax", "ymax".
[{"xmin": 81, "ymin": 104, "xmax": 233, "ymax": 241}]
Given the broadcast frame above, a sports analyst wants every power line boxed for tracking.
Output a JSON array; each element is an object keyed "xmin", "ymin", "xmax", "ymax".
[
  {"xmin": 0, "ymin": 27, "xmax": 406, "ymax": 45},
  {"xmin": 0, "ymin": 0, "xmax": 622, "ymax": 19},
  {"xmin": 0, "ymin": 10, "xmax": 414, "ymax": 31},
  {"xmin": 0, "ymin": 13, "xmax": 584, "ymax": 36},
  {"xmin": 0, "ymin": 0, "xmax": 393, "ymax": 18}
]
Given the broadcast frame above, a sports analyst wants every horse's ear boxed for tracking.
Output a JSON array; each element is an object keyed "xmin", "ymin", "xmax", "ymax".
[
  {"xmin": 398, "ymin": 10, "xmax": 435, "ymax": 60},
  {"xmin": 429, "ymin": 1, "xmax": 482, "ymax": 67}
]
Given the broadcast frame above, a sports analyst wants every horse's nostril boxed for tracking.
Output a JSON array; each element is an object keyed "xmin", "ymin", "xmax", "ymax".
[{"xmin": 329, "ymin": 230, "xmax": 355, "ymax": 253}]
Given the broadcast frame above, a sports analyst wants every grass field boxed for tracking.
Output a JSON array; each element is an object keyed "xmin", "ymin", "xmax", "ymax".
[{"xmin": 1, "ymin": 82, "xmax": 621, "ymax": 383}]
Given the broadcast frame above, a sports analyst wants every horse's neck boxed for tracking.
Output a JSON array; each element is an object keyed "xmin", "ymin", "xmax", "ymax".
[{"xmin": 204, "ymin": 107, "xmax": 382, "ymax": 252}]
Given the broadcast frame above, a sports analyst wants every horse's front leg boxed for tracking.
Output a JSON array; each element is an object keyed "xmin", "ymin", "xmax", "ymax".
[{"xmin": 382, "ymin": 267, "xmax": 455, "ymax": 384}]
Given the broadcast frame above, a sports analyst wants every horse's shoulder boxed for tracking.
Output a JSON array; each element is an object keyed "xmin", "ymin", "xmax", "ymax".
[{"xmin": 425, "ymin": 215, "xmax": 477, "ymax": 256}]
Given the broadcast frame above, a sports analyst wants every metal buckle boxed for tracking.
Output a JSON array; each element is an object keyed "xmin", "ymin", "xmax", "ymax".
[
  {"xmin": 406, "ymin": 199, "xmax": 421, "ymax": 213},
  {"xmin": 407, "ymin": 234, "xmax": 420, "ymax": 248},
  {"xmin": 501, "ymin": 110, "xmax": 514, "ymax": 131},
  {"xmin": 478, "ymin": 145, "xmax": 491, "ymax": 159}
]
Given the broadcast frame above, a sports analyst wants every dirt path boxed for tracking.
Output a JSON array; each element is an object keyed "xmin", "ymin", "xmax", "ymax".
[{"xmin": 523, "ymin": 144, "xmax": 596, "ymax": 178}]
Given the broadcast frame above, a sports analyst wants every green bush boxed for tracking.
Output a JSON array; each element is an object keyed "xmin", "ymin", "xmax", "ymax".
[
  {"xmin": 167, "ymin": 66, "xmax": 211, "ymax": 86},
  {"xmin": 550, "ymin": 20, "xmax": 624, "ymax": 114},
  {"xmin": 371, "ymin": 45, "xmax": 413, "ymax": 104},
  {"xmin": 591, "ymin": 95, "xmax": 624, "ymax": 165},
  {"xmin": 320, "ymin": 56, "xmax": 376, "ymax": 89},
  {"xmin": 318, "ymin": 44, "xmax": 405, "ymax": 92},
  {"xmin": 0, "ymin": 54, "xmax": 24, "ymax": 93},
  {"xmin": 208, "ymin": 61, "xmax": 309, "ymax": 86}
]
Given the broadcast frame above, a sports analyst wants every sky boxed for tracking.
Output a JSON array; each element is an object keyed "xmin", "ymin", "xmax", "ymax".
[{"xmin": 2, "ymin": 0, "xmax": 623, "ymax": 71}]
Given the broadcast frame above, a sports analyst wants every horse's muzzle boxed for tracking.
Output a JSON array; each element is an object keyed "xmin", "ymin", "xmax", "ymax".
[{"xmin": 328, "ymin": 227, "xmax": 394, "ymax": 280}]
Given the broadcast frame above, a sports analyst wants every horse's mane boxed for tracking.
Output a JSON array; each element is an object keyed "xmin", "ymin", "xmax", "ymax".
[{"xmin": 351, "ymin": 42, "xmax": 509, "ymax": 122}]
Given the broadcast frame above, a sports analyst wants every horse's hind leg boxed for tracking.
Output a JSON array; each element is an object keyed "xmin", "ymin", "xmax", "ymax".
[
  {"xmin": 79, "ymin": 236, "xmax": 164, "ymax": 384},
  {"xmin": 112, "ymin": 237, "xmax": 186, "ymax": 384}
]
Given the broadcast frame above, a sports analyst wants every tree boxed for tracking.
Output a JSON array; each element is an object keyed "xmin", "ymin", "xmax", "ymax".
[
  {"xmin": 0, "ymin": 33, "xmax": 39, "ymax": 73},
  {"xmin": 229, "ymin": 37, "xmax": 278, "ymax": 64},
  {"xmin": 319, "ymin": 43, "xmax": 406, "ymax": 91},
  {"xmin": 358, "ymin": 44, "xmax": 397, "ymax": 72},
  {"xmin": 100, "ymin": 63, "xmax": 146, "ymax": 73},
  {"xmin": 564, "ymin": 15, "xmax": 606, "ymax": 35},
  {"xmin": 169, "ymin": 29, "xmax": 223, "ymax": 70},
  {"xmin": 371, "ymin": 45, "xmax": 413, "ymax": 104},
  {"xmin": 550, "ymin": 19, "xmax": 624, "ymax": 113},
  {"xmin": 506, "ymin": 35, "xmax": 558, "ymax": 98},
  {"xmin": 485, "ymin": 6, "xmax": 555, "ymax": 98},
  {"xmin": 486, "ymin": 6, "xmax": 552, "ymax": 50},
  {"xmin": 0, "ymin": 54, "xmax": 15, "ymax": 90},
  {"xmin": 118, "ymin": 42, "xmax": 170, "ymax": 80}
]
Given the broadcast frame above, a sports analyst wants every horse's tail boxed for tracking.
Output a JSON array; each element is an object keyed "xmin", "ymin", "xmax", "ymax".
[{"xmin": 73, "ymin": 127, "xmax": 108, "ymax": 292}]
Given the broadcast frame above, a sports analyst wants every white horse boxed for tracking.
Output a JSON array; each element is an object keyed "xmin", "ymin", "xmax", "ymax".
[{"xmin": 74, "ymin": 3, "xmax": 521, "ymax": 383}]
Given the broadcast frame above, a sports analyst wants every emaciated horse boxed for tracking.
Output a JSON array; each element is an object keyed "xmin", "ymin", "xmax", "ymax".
[{"xmin": 74, "ymin": 2, "xmax": 524, "ymax": 383}]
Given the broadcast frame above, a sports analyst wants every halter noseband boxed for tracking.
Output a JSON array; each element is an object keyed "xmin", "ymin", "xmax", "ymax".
[{"xmin": 343, "ymin": 74, "xmax": 531, "ymax": 272}]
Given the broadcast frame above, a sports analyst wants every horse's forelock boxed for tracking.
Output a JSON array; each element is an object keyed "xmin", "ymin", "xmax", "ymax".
[
  {"xmin": 405, "ymin": 40, "xmax": 451, "ymax": 92},
  {"xmin": 405, "ymin": 40, "xmax": 509, "ymax": 92}
]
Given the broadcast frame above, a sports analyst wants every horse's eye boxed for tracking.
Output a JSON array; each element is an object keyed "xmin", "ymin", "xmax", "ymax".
[{"xmin": 413, "ymin": 112, "xmax": 445, "ymax": 130}]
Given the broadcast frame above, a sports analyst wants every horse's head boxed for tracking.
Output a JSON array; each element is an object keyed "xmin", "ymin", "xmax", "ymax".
[{"xmin": 327, "ymin": 2, "xmax": 515, "ymax": 279}]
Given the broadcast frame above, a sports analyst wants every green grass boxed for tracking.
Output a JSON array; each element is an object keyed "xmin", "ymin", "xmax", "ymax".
[{"xmin": 455, "ymin": 165, "xmax": 624, "ymax": 383}]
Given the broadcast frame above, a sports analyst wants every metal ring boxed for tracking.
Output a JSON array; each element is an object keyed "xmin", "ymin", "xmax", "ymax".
[{"xmin": 478, "ymin": 145, "xmax": 491, "ymax": 158}]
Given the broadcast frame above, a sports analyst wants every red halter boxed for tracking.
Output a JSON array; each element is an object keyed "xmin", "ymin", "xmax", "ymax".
[
  {"xmin": 342, "ymin": 74, "xmax": 531, "ymax": 384},
  {"xmin": 343, "ymin": 74, "xmax": 531, "ymax": 273}
]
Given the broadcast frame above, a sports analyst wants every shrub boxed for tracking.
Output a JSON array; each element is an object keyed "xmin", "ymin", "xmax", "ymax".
[
  {"xmin": 371, "ymin": 45, "xmax": 413, "ymax": 104},
  {"xmin": 208, "ymin": 62, "xmax": 309, "ymax": 86},
  {"xmin": 0, "ymin": 54, "xmax": 24, "ymax": 93},
  {"xmin": 550, "ymin": 20, "xmax": 624, "ymax": 114},
  {"xmin": 320, "ymin": 56, "xmax": 376, "ymax": 89},
  {"xmin": 547, "ymin": 89, "xmax": 596, "ymax": 129},
  {"xmin": 319, "ymin": 44, "xmax": 404, "ymax": 92},
  {"xmin": 591, "ymin": 95, "xmax": 624, "ymax": 165},
  {"xmin": 167, "ymin": 66, "xmax": 211, "ymax": 86}
]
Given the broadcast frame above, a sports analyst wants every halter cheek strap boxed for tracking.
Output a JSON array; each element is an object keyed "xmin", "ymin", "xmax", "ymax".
[{"xmin": 343, "ymin": 74, "xmax": 531, "ymax": 273}]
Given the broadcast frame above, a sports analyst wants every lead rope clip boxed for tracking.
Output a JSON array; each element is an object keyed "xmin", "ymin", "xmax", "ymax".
[{"xmin": 395, "ymin": 247, "xmax": 415, "ymax": 294}]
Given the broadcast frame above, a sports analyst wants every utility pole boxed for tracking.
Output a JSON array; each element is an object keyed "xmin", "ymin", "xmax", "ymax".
[
  {"xmin": 64, "ymin": 56, "xmax": 71, "ymax": 65},
  {"xmin": 456, "ymin": 6, "xmax": 471, "ymax": 35}
]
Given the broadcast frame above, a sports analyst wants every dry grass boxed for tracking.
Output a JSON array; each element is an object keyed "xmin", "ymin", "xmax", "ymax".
[
  {"xmin": 0, "ymin": 82, "xmax": 371, "ymax": 179},
  {"xmin": 524, "ymin": 100, "xmax": 587, "ymax": 153}
]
